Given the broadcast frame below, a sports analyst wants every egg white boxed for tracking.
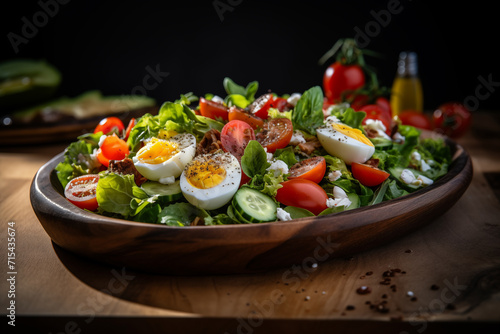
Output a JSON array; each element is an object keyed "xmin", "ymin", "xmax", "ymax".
[
  {"xmin": 180, "ymin": 152, "xmax": 241, "ymax": 210},
  {"xmin": 133, "ymin": 133, "xmax": 196, "ymax": 181},
  {"xmin": 316, "ymin": 120, "xmax": 375, "ymax": 165}
]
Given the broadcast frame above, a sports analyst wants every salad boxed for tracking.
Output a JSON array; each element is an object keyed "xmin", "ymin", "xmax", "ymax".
[{"xmin": 56, "ymin": 78, "xmax": 451, "ymax": 226}]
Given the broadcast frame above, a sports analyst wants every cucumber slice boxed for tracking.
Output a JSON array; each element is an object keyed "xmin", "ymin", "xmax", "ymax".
[
  {"xmin": 141, "ymin": 180, "xmax": 183, "ymax": 205},
  {"xmin": 346, "ymin": 192, "xmax": 360, "ymax": 210},
  {"xmin": 232, "ymin": 187, "xmax": 277, "ymax": 223}
]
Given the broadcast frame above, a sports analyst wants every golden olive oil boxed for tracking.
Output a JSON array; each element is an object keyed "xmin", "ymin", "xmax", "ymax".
[{"xmin": 390, "ymin": 52, "xmax": 424, "ymax": 116}]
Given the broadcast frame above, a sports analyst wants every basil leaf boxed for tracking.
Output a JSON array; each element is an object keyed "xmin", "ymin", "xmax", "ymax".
[
  {"xmin": 292, "ymin": 86, "xmax": 324, "ymax": 135},
  {"xmin": 241, "ymin": 140, "xmax": 270, "ymax": 177},
  {"xmin": 223, "ymin": 77, "xmax": 259, "ymax": 102}
]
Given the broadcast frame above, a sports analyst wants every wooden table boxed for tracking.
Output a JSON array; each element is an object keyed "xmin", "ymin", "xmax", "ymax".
[{"xmin": 1, "ymin": 111, "xmax": 500, "ymax": 334}]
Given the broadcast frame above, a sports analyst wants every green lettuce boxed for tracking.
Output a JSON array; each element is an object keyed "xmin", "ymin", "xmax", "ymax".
[{"xmin": 291, "ymin": 86, "xmax": 324, "ymax": 135}]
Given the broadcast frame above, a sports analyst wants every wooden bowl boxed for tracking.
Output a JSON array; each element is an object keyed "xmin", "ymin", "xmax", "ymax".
[{"xmin": 30, "ymin": 134, "xmax": 473, "ymax": 275}]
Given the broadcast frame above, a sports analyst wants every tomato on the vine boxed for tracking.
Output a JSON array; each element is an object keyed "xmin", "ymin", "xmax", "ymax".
[
  {"xmin": 323, "ymin": 62, "xmax": 365, "ymax": 104},
  {"xmin": 433, "ymin": 102, "xmax": 472, "ymax": 138},
  {"xmin": 96, "ymin": 134, "xmax": 129, "ymax": 167},
  {"xmin": 351, "ymin": 162, "xmax": 390, "ymax": 187},
  {"xmin": 398, "ymin": 111, "xmax": 432, "ymax": 130},
  {"xmin": 199, "ymin": 97, "xmax": 229, "ymax": 121},
  {"xmin": 64, "ymin": 174, "xmax": 100, "ymax": 211},
  {"xmin": 288, "ymin": 156, "xmax": 327, "ymax": 184},
  {"xmin": 94, "ymin": 117, "xmax": 125, "ymax": 135},
  {"xmin": 220, "ymin": 120, "xmax": 256, "ymax": 161},
  {"xmin": 255, "ymin": 118, "xmax": 293, "ymax": 153}
]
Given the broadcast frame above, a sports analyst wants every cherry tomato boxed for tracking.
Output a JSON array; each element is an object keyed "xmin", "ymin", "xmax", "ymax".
[
  {"xmin": 433, "ymin": 102, "xmax": 472, "ymax": 138},
  {"xmin": 351, "ymin": 162, "xmax": 390, "ymax": 187},
  {"xmin": 288, "ymin": 156, "xmax": 327, "ymax": 184},
  {"xmin": 124, "ymin": 118, "xmax": 136, "ymax": 141},
  {"xmin": 398, "ymin": 111, "xmax": 433, "ymax": 130},
  {"xmin": 375, "ymin": 96, "xmax": 392, "ymax": 116},
  {"xmin": 97, "ymin": 134, "xmax": 130, "ymax": 167},
  {"xmin": 349, "ymin": 94, "xmax": 370, "ymax": 111},
  {"xmin": 323, "ymin": 62, "xmax": 365, "ymax": 104},
  {"xmin": 358, "ymin": 104, "xmax": 392, "ymax": 134},
  {"xmin": 269, "ymin": 97, "xmax": 289, "ymax": 111},
  {"xmin": 255, "ymin": 118, "xmax": 293, "ymax": 153},
  {"xmin": 94, "ymin": 117, "xmax": 125, "ymax": 135},
  {"xmin": 275, "ymin": 179, "xmax": 329, "ymax": 215},
  {"xmin": 228, "ymin": 106, "xmax": 264, "ymax": 130},
  {"xmin": 64, "ymin": 174, "xmax": 100, "ymax": 211},
  {"xmin": 199, "ymin": 97, "xmax": 229, "ymax": 121},
  {"xmin": 221, "ymin": 120, "xmax": 256, "ymax": 161},
  {"xmin": 250, "ymin": 94, "xmax": 274, "ymax": 119}
]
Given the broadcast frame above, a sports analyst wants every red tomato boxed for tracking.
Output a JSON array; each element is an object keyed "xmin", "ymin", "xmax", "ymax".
[
  {"xmin": 351, "ymin": 162, "xmax": 390, "ymax": 187},
  {"xmin": 250, "ymin": 94, "xmax": 274, "ymax": 119},
  {"xmin": 94, "ymin": 117, "xmax": 125, "ymax": 135},
  {"xmin": 358, "ymin": 104, "xmax": 392, "ymax": 134},
  {"xmin": 398, "ymin": 111, "xmax": 432, "ymax": 130},
  {"xmin": 199, "ymin": 97, "xmax": 229, "ymax": 121},
  {"xmin": 349, "ymin": 94, "xmax": 370, "ymax": 111},
  {"xmin": 124, "ymin": 118, "xmax": 136, "ymax": 141},
  {"xmin": 221, "ymin": 120, "xmax": 256, "ymax": 161},
  {"xmin": 64, "ymin": 174, "xmax": 100, "ymax": 211},
  {"xmin": 97, "ymin": 134, "xmax": 130, "ymax": 167},
  {"xmin": 275, "ymin": 179, "xmax": 329, "ymax": 215},
  {"xmin": 256, "ymin": 118, "xmax": 293, "ymax": 153},
  {"xmin": 288, "ymin": 156, "xmax": 327, "ymax": 184},
  {"xmin": 228, "ymin": 106, "xmax": 264, "ymax": 130},
  {"xmin": 375, "ymin": 96, "xmax": 392, "ymax": 116},
  {"xmin": 269, "ymin": 97, "xmax": 289, "ymax": 111},
  {"xmin": 323, "ymin": 62, "xmax": 365, "ymax": 103},
  {"xmin": 433, "ymin": 102, "xmax": 472, "ymax": 138}
]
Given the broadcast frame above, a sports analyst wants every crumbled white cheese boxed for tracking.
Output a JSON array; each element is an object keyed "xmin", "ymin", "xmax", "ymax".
[
  {"xmin": 417, "ymin": 174, "xmax": 434, "ymax": 186},
  {"xmin": 364, "ymin": 119, "xmax": 391, "ymax": 139},
  {"xmin": 98, "ymin": 134, "xmax": 107, "ymax": 147},
  {"xmin": 326, "ymin": 186, "xmax": 352, "ymax": 208},
  {"xmin": 263, "ymin": 147, "xmax": 274, "ymax": 162},
  {"xmin": 286, "ymin": 93, "xmax": 301, "ymax": 107},
  {"xmin": 277, "ymin": 208, "xmax": 292, "ymax": 221},
  {"xmin": 393, "ymin": 132, "xmax": 405, "ymax": 143},
  {"xmin": 289, "ymin": 130, "xmax": 306, "ymax": 146},
  {"xmin": 325, "ymin": 115, "xmax": 341, "ymax": 124},
  {"xmin": 158, "ymin": 176, "xmax": 176, "ymax": 185},
  {"xmin": 411, "ymin": 151, "xmax": 421, "ymax": 161},
  {"xmin": 266, "ymin": 159, "xmax": 289, "ymax": 177},
  {"xmin": 400, "ymin": 169, "xmax": 417, "ymax": 185},
  {"xmin": 328, "ymin": 170, "xmax": 342, "ymax": 181},
  {"xmin": 420, "ymin": 159, "xmax": 431, "ymax": 172},
  {"xmin": 211, "ymin": 95, "xmax": 224, "ymax": 104}
]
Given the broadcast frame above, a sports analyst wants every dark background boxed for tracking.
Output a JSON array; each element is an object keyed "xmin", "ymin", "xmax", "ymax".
[{"xmin": 1, "ymin": 0, "xmax": 499, "ymax": 111}]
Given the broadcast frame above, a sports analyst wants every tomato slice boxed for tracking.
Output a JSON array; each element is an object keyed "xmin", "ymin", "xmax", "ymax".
[
  {"xmin": 64, "ymin": 174, "xmax": 100, "ymax": 211},
  {"xmin": 256, "ymin": 118, "xmax": 293, "ymax": 153},
  {"xmin": 97, "ymin": 134, "xmax": 130, "ymax": 167},
  {"xmin": 288, "ymin": 156, "xmax": 327, "ymax": 184},
  {"xmin": 221, "ymin": 120, "xmax": 256, "ymax": 161},
  {"xmin": 228, "ymin": 106, "xmax": 264, "ymax": 130},
  {"xmin": 275, "ymin": 178, "xmax": 329, "ymax": 215},
  {"xmin": 249, "ymin": 94, "xmax": 275, "ymax": 119},
  {"xmin": 94, "ymin": 117, "xmax": 125, "ymax": 135},
  {"xmin": 351, "ymin": 162, "xmax": 390, "ymax": 187},
  {"xmin": 199, "ymin": 97, "xmax": 229, "ymax": 121}
]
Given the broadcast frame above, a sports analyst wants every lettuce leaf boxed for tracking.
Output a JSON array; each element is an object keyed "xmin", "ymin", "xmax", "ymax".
[{"xmin": 291, "ymin": 86, "xmax": 324, "ymax": 135}]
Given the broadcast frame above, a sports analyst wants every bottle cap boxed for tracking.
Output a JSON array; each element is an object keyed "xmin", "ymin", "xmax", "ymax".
[{"xmin": 397, "ymin": 51, "xmax": 418, "ymax": 76}]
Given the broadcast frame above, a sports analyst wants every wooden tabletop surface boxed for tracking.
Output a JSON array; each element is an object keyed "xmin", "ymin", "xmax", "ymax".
[{"xmin": 1, "ymin": 110, "xmax": 500, "ymax": 334}]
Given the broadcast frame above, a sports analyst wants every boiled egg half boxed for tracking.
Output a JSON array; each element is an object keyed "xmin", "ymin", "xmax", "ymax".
[
  {"xmin": 133, "ymin": 133, "xmax": 196, "ymax": 181},
  {"xmin": 180, "ymin": 151, "xmax": 241, "ymax": 210},
  {"xmin": 316, "ymin": 118, "xmax": 375, "ymax": 164}
]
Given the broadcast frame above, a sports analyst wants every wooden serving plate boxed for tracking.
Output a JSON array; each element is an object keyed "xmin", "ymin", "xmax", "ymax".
[{"xmin": 30, "ymin": 134, "xmax": 472, "ymax": 275}]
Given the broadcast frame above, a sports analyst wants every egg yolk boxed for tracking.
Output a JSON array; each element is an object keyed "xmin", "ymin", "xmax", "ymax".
[
  {"xmin": 331, "ymin": 123, "xmax": 374, "ymax": 147},
  {"xmin": 136, "ymin": 138, "xmax": 179, "ymax": 164},
  {"xmin": 185, "ymin": 159, "xmax": 226, "ymax": 189}
]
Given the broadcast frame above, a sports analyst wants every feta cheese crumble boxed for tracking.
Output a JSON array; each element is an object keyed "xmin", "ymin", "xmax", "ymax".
[
  {"xmin": 328, "ymin": 170, "xmax": 342, "ymax": 182},
  {"xmin": 289, "ymin": 130, "xmax": 306, "ymax": 146},
  {"xmin": 266, "ymin": 159, "xmax": 289, "ymax": 177},
  {"xmin": 277, "ymin": 207, "xmax": 292, "ymax": 221},
  {"xmin": 326, "ymin": 186, "xmax": 352, "ymax": 208}
]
